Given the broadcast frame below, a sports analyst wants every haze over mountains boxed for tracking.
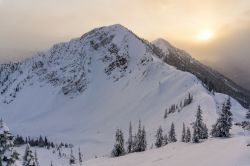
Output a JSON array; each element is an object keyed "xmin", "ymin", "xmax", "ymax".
[
  {"xmin": 1, "ymin": 1, "xmax": 250, "ymax": 165},
  {"xmin": 1, "ymin": 38, "xmax": 249, "ymax": 93},
  {"xmin": 211, "ymin": 63, "xmax": 250, "ymax": 91},
  {"xmin": 1, "ymin": 0, "xmax": 250, "ymax": 93},
  {"xmin": 0, "ymin": 24, "xmax": 249, "ymax": 166},
  {"xmin": 152, "ymin": 38, "xmax": 250, "ymax": 108}
]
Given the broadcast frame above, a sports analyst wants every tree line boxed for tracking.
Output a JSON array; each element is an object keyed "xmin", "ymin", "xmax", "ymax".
[
  {"xmin": 0, "ymin": 119, "xmax": 82, "ymax": 166},
  {"xmin": 112, "ymin": 120, "xmax": 147, "ymax": 157},
  {"xmin": 0, "ymin": 97, "xmax": 235, "ymax": 165},
  {"xmin": 14, "ymin": 134, "xmax": 72, "ymax": 149},
  {"xmin": 164, "ymin": 93, "xmax": 193, "ymax": 119},
  {"xmin": 112, "ymin": 97, "xmax": 233, "ymax": 157}
]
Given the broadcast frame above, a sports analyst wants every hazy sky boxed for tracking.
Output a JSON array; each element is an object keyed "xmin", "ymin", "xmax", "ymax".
[{"xmin": 0, "ymin": 0, "xmax": 250, "ymax": 88}]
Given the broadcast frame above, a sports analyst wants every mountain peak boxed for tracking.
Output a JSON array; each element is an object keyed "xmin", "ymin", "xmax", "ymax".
[
  {"xmin": 153, "ymin": 38, "xmax": 173, "ymax": 47},
  {"xmin": 152, "ymin": 38, "xmax": 192, "ymax": 60},
  {"xmin": 152, "ymin": 38, "xmax": 174, "ymax": 55},
  {"xmin": 81, "ymin": 24, "xmax": 131, "ymax": 39},
  {"xmin": 0, "ymin": 23, "xmax": 154, "ymax": 104},
  {"xmin": 105, "ymin": 24, "xmax": 127, "ymax": 30}
]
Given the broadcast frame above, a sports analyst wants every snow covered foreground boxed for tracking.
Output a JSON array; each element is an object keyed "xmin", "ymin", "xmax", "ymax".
[
  {"xmin": 86, "ymin": 135, "xmax": 250, "ymax": 166},
  {"xmin": 14, "ymin": 126, "xmax": 250, "ymax": 166},
  {"xmin": 0, "ymin": 24, "xmax": 249, "ymax": 165}
]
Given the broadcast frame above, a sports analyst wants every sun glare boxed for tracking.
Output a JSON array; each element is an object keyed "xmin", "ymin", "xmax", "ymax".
[{"xmin": 197, "ymin": 30, "xmax": 213, "ymax": 41}]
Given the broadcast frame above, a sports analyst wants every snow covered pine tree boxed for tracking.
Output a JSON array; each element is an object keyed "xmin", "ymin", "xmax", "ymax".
[
  {"xmin": 163, "ymin": 134, "xmax": 168, "ymax": 145},
  {"xmin": 23, "ymin": 143, "xmax": 38, "ymax": 166},
  {"xmin": 185, "ymin": 127, "xmax": 191, "ymax": 142},
  {"xmin": 111, "ymin": 129, "xmax": 125, "ymax": 157},
  {"xmin": 0, "ymin": 119, "xmax": 19, "ymax": 166},
  {"xmin": 78, "ymin": 148, "xmax": 83, "ymax": 166},
  {"xmin": 69, "ymin": 148, "xmax": 76, "ymax": 165},
  {"xmin": 141, "ymin": 126, "xmax": 147, "ymax": 151},
  {"xmin": 181, "ymin": 123, "xmax": 186, "ymax": 142},
  {"xmin": 192, "ymin": 105, "xmax": 208, "ymax": 143},
  {"xmin": 164, "ymin": 109, "xmax": 168, "ymax": 119},
  {"xmin": 34, "ymin": 150, "xmax": 39, "ymax": 166},
  {"xmin": 126, "ymin": 121, "xmax": 133, "ymax": 153},
  {"xmin": 155, "ymin": 126, "xmax": 164, "ymax": 148},
  {"xmin": 168, "ymin": 123, "xmax": 177, "ymax": 143},
  {"xmin": 211, "ymin": 97, "xmax": 233, "ymax": 137},
  {"xmin": 132, "ymin": 121, "xmax": 147, "ymax": 152}
]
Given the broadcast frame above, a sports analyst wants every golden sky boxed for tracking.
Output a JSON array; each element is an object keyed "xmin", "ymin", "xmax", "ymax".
[{"xmin": 0, "ymin": 0, "xmax": 250, "ymax": 76}]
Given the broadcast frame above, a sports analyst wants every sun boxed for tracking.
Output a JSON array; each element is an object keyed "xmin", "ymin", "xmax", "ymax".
[{"xmin": 197, "ymin": 30, "xmax": 213, "ymax": 41}]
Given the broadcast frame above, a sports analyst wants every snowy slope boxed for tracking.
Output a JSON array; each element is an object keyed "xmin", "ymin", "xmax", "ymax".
[
  {"xmin": 0, "ymin": 24, "xmax": 248, "ymax": 161},
  {"xmin": 85, "ymin": 133, "xmax": 250, "ymax": 166},
  {"xmin": 152, "ymin": 38, "xmax": 250, "ymax": 108},
  {"xmin": 15, "ymin": 126, "xmax": 250, "ymax": 166}
]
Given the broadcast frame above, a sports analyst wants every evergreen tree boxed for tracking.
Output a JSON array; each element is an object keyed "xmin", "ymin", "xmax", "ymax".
[
  {"xmin": 50, "ymin": 142, "xmax": 55, "ymax": 148},
  {"xmin": 58, "ymin": 147, "xmax": 62, "ymax": 158},
  {"xmin": 168, "ymin": 123, "xmax": 177, "ymax": 143},
  {"xmin": 0, "ymin": 119, "xmax": 19, "ymax": 166},
  {"xmin": 46, "ymin": 142, "xmax": 51, "ymax": 149},
  {"xmin": 132, "ymin": 121, "xmax": 147, "ymax": 152},
  {"xmin": 60, "ymin": 142, "xmax": 64, "ymax": 148},
  {"xmin": 132, "ymin": 134, "xmax": 138, "ymax": 152},
  {"xmin": 211, "ymin": 97, "xmax": 233, "ymax": 137},
  {"xmin": 111, "ymin": 129, "xmax": 125, "ymax": 157},
  {"xmin": 50, "ymin": 161, "xmax": 53, "ymax": 166},
  {"xmin": 201, "ymin": 123, "xmax": 208, "ymax": 139},
  {"xmin": 44, "ymin": 137, "xmax": 48, "ymax": 147},
  {"xmin": 192, "ymin": 105, "xmax": 208, "ymax": 143},
  {"xmin": 192, "ymin": 124, "xmax": 200, "ymax": 143},
  {"xmin": 78, "ymin": 148, "xmax": 83, "ymax": 166},
  {"xmin": 132, "ymin": 120, "xmax": 141, "ymax": 152},
  {"xmin": 141, "ymin": 126, "xmax": 147, "ymax": 151},
  {"xmin": 246, "ymin": 106, "xmax": 250, "ymax": 119},
  {"xmin": 164, "ymin": 109, "xmax": 168, "ymax": 119},
  {"xmin": 185, "ymin": 127, "xmax": 191, "ymax": 142},
  {"xmin": 69, "ymin": 148, "xmax": 76, "ymax": 165},
  {"xmin": 184, "ymin": 93, "xmax": 193, "ymax": 107},
  {"xmin": 136, "ymin": 120, "xmax": 142, "ymax": 150},
  {"xmin": 23, "ymin": 144, "xmax": 37, "ymax": 166},
  {"xmin": 38, "ymin": 136, "xmax": 44, "ymax": 147},
  {"xmin": 14, "ymin": 135, "xmax": 25, "ymax": 146},
  {"xmin": 155, "ymin": 126, "xmax": 164, "ymax": 148},
  {"xmin": 126, "ymin": 121, "xmax": 133, "ymax": 153},
  {"xmin": 181, "ymin": 123, "xmax": 186, "ymax": 142},
  {"xmin": 34, "ymin": 150, "xmax": 39, "ymax": 166},
  {"xmin": 163, "ymin": 134, "xmax": 168, "ymax": 145}
]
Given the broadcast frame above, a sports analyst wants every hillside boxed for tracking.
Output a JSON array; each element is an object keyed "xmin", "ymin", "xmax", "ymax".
[
  {"xmin": 0, "ymin": 24, "xmax": 248, "ymax": 163},
  {"xmin": 152, "ymin": 39, "xmax": 250, "ymax": 108},
  {"xmin": 85, "ymin": 134, "xmax": 250, "ymax": 166}
]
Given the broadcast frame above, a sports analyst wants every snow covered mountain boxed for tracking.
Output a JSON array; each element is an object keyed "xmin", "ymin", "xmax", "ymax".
[
  {"xmin": 0, "ymin": 24, "xmax": 248, "ymax": 164},
  {"xmin": 152, "ymin": 39, "xmax": 250, "ymax": 108}
]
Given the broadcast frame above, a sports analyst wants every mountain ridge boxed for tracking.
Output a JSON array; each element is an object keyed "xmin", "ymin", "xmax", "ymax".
[
  {"xmin": 152, "ymin": 38, "xmax": 250, "ymax": 108},
  {"xmin": 0, "ymin": 24, "xmax": 247, "ymax": 160}
]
